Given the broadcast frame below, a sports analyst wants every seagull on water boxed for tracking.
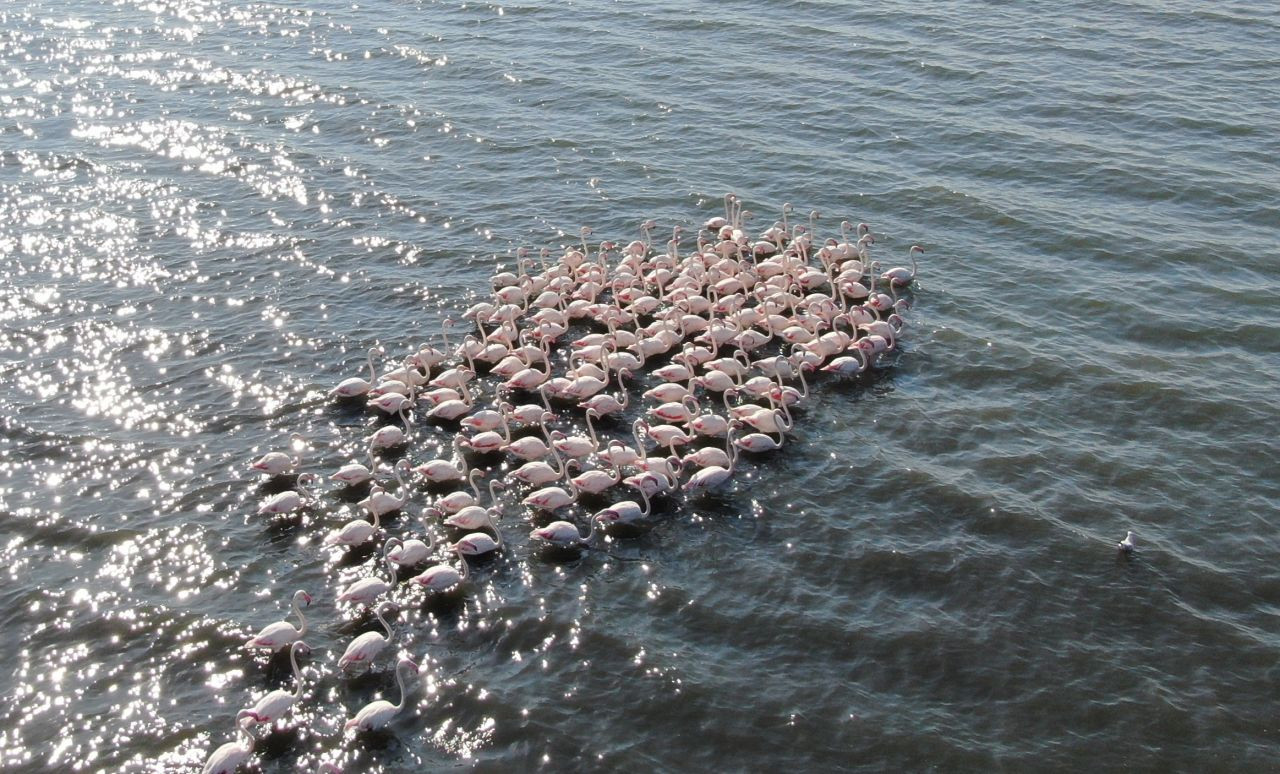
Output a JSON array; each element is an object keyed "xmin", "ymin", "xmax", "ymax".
[{"xmin": 1117, "ymin": 531, "xmax": 1136, "ymax": 554}]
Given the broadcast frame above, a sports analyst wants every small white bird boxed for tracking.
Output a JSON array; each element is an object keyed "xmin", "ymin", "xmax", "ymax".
[{"xmin": 1118, "ymin": 530, "xmax": 1136, "ymax": 554}]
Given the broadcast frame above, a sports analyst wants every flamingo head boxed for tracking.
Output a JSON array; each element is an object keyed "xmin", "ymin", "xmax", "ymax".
[{"xmin": 236, "ymin": 708, "xmax": 263, "ymax": 725}]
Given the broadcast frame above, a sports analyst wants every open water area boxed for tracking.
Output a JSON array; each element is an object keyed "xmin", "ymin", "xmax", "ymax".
[{"xmin": 1, "ymin": 0, "xmax": 1277, "ymax": 771}]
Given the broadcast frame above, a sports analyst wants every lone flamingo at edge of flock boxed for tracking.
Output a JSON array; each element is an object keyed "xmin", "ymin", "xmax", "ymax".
[
  {"xmin": 345, "ymin": 656, "xmax": 419, "ymax": 733},
  {"xmin": 246, "ymin": 590, "xmax": 311, "ymax": 651}
]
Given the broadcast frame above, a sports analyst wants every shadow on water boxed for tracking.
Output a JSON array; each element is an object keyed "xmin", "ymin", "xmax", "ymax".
[
  {"xmin": 536, "ymin": 543, "xmax": 591, "ymax": 565},
  {"xmin": 420, "ymin": 588, "xmax": 469, "ymax": 620},
  {"xmin": 331, "ymin": 482, "xmax": 372, "ymax": 503},
  {"xmin": 327, "ymin": 398, "xmax": 371, "ymax": 425},
  {"xmin": 261, "ymin": 646, "xmax": 311, "ymax": 685},
  {"xmin": 256, "ymin": 475, "xmax": 300, "ymax": 495},
  {"xmin": 255, "ymin": 726, "xmax": 303, "ymax": 761},
  {"xmin": 262, "ymin": 512, "xmax": 307, "ymax": 543},
  {"xmin": 334, "ymin": 541, "xmax": 377, "ymax": 567}
]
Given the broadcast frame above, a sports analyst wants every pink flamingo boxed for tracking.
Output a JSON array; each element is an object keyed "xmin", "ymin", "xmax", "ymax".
[
  {"xmin": 880, "ymin": 245, "xmax": 923, "ymax": 287},
  {"xmin": 338, "ymin": 601, "xmax": 396, "ymax": 670},
  {"xmin": 345, "ymin": 657, "xmax": 418, "ymax": 732},
  {"xmin": 336, "ymin": 544, "xmax": 397, "ymax": 605},
  {"xmin": 245, "ymin": 590, "xmax": 311, "ymax": 651},
  {"xmin": 241, "ymin": 639, "xmax": 307, "ymax": 723},
  {"xmin": 531, "ymin": 512, "xmax": 609, "ymax": 547},
  {"xmin": 249, "ymin": 433, "xmax": 305, "ymax": 476},
  {"xmin": 412, "ymin": 545, "xmax": 471, "ymax": 592},
  {"xmin": 593, "ymin": 486, "xmax": 653, "ymax": 526},
  {"xmin": 257, "ymin": 473, "xmax": 317, "ymax": 516},
  {"xmin": 203, "ymin": 716, "xmax": 256, "ymax": 774},
  {"xmin": 330, "ymin": 346, "xmax": 380, "ymax": 399}
]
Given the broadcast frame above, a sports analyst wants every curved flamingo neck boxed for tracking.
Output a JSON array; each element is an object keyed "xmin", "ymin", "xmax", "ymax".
[
  {"xmin": 289, "ymin": 641, "xmax": 304, "ymax": 698},
  {"xmin": 375, "ymin": 605, "xmax": 394, "ymax": 641},
  {"xmin": 392, "ymin": 663, "xmax": 414, "ymax": 712},
  {"xmin": 238, "ymin": 718, "xmax": 256, "ymax": 754},
  {"xmin": 292, "ymin": 594, "xmax": 308, "ymax": 636}
]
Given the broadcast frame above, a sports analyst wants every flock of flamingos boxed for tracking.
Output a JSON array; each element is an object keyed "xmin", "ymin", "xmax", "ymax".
[{"xmin": 203, "ymin": 195, "xmax": 923, "ymax": 772}]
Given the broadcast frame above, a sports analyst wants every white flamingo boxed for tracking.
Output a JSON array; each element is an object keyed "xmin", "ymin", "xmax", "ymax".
[
  {"xmin": 203, "ymin": 716, "xmax": 257, "ymax": 774},
  {"xmin": 338, "ymin": 601, "xmax": 396, "ymax": 670},
  {"xmin": 336, "ymin": 544, "xmax": 397, "ymax": 605},
  {"xmin": 330, "ymin": 346, "xmax": 380, "ymax": 399},
  {"xmin": 257, "ymin": 473, "xmax": 317, "ymax": 516},
  {"xmin": 245, "ymin": 590, "xmax": 311, "ymax": 651},
  {"xmin": 249, "ymin": 433, "xmax": 305, "ymax": 476},
  {"xmin": 241, "ymin": 639, "xmax": 308, "ymax": 724},
  {"xmin": 344, "ymin": 656, "xmax": 418, "ymax": 732},
  {"xmin": 531, "ymin": 512, "xmax": 608, "ymax": 547}
]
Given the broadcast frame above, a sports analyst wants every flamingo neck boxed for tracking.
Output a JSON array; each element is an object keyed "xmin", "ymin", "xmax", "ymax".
[
  {"xmin": 376, "ymin": 606, "xmax": 394, "ymax": 641},
  {"xmin": 293, "ymin": 596, "xmax": 308, "ymax": 636},
  {"xmin": 392, "ymin": 664, "xmax": 413, "ymax": 712},
  {"xmin": 239, "ymin": 719, "xmax": 256, "ymax": 754},
  {"xmin": 289, "ymin": 642, "xmax": 304, "ymax": 698}
]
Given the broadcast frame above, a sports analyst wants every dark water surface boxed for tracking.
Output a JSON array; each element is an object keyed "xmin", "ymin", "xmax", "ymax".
[{"xmin": 1, "ymin": 0, "xmax": 1278, "ymax": 771}]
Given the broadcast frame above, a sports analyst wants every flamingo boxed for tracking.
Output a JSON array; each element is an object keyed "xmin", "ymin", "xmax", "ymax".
[
  {"xmin": 331, "ymin": 444, "xmax": 377, "ymax": 487},
  {"xmin": 521, "ymin": 482, "xmax": 577, "ymax": 512},
  {"xmin": 623, "ymin": 462, "xmax": 678, "ymax": 499},
  {"xmin": 682, "ymin": 430, "xmax": 733, "ymax": 470},
  {"xmin": 203, "ymin": 716, "xmax": 256, "ymax": 774},
  {"xmin": 358, "ymin": 460, "xmax": 412, "ymax": 518},
  {"xmin": 324, "ymin": 498, "xmax": 384, "ymax": 549},
  {"xmin": 593, "ymin": 486, "xmax": 652, "ymax": 526},
  {"xmin": 649, "ymin": 394, "xmax": 699, "ymax": 424},
  {"xmin": 501, "ymin": 348, "xmax": 551, "ymax": 391},
  {"xmin": 821, "ymin": 345, "xmax": 870, "ymax": 376},
  {"xmin": 345, "ymin": 657, "xmax": 418, "ymax": 732},
  {"xmin": 241, "ymin": 640, "xmax": 307, "ymax": 724},
  {"xmin": 443, "ymin": 478, "xmax": 505, "ymax": 531},
  {"xmin": 412, "ymin": 441, "xmax": 468, "ymax": 484},
  {"xmin": 249, "ymin": 433, "xmax": 305, "ymax": 476},
  {"xmin": 246, "ymin": 590, "xmax": 311, "ymax": 651},
  {"xmin": 449, "ymin": 487, "xmax": 504, "ymax": 555},
  {"xmin": 683, "ymin": 426, "xmax": 740, "ymax": 494},
  {"xmin": 506, "ymin": 412, "xmax": 555, "ymax": 461},
  {"xmin": 733, "ymin": 426, "xmax": 784, "ymax": 453},
  {"xmin": 460, "ymin": 406, "xmax": 506, "ymax": 433},
  {"xmin": 568, "ymin": 459, "xmax": 622, "ymax": 495},
  {"xmin": 336, "ymin": 544, "xmax": 397, "ymax": 605},
  {"xmin": 550, "ymin": 409, "xmax": 602, "ymax": 459},
  {"xmin": 367, "ymin": 386, "xmax": 414, "ymax": 415},
  {"xmin": 689, "ymin": 390, "xmax": 734, "ymax": 437},
  {"xmin": 427, "ymin": 379, "xmax": 474, "ymax": 421},
  {"xmin": 579, "ymin": 367, "xmax": 630, "ymax": 415},
  {"xmin": 643, "ymin": 421, "xmax": 693, "ymax": 454},
  {"xmin": 429, "ymin": 469, "xmax": 486, "ymax": 516},
  {"xmin": 257, "ymin": 473, "xmax": 317, "ymax": 516},
  {"xmin": 338, "ymin": 601, "xmax": 396, "ymax": 670},
  {"xmin": 384, "ymin": 533, "xmax": 433, "ymax": 568},
  {"xmin": 412, "ymin": 545, "xmax": 471, "ymax": 592},
  {"xmin": 512, "ymin": 442, "xmax": 566, "ymax": 486},
  {"xmin": 367, "ymin": 390, "xmax": 414, "ymax": 450},
  {"xmin": 460, "ymin": 411, "xmax": 511, "ymax": 454},
  {"xmin": 330, "ymin": 346, "xmax": 380, "ymax": 399},
  {"xmin": 596, "ymin": 438, "xmax": 640, "ymax": 469},
  {"xmin": 531, "ymin": 512, "xmax": 608, "ymax": 547},
  {"xmin": 880, "ymin": 245, "xmax": 923, "ymax": 287}
]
